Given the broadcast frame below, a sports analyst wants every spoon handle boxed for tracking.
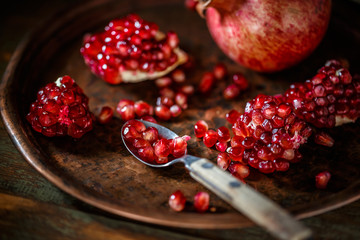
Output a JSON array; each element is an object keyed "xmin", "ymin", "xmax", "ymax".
[{"xmin": 183, "ymin": 155, "xmax": 312, "ymax": 240}]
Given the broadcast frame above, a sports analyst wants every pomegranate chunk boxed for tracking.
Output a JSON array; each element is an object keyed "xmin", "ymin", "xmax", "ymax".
[
  {"xmin": 198, "ymin": 72, "xmax": 215, "ymax": 93},
  {"xmin": 193, "ymin": 192, "xmax": 210, "ymax": 213},
  {"xmin": 169, "ymin": 190, "xmax": 186, "ymax": 212},
  {"xmin": 26, "ymin": 76, "xmax": 94, "ymax": 138},
  {"xmin": 98, "ymin": 106, "xmax": 113, "ymax": 124},
  {"xmin": 203, "ymin": 129, "xmax": 218, "ymax": 148},
  {"xmin": 217, "ymin": 152, "xmax": 231, "ymax": 170},
  {"xmin": 80, "ymin": 14, "xmax": 187, "ymax": 84},
  {"xmin": 232, "ymin": 73, "xmax": 249, "ymax": 90},
  {"xmin": 213, "ymin": 62, "xmax": 227, "ymax": 80},
  {"xmin": 284, "ymin": 60, "xmax": 360, "ymax": 128},
  {"xmin": 228, "ymin": 162, "xmax": 250, "ymax": 179},
  {"xmin": 316, "ymin": 171, "xmax": 331, "ymax": 189}
]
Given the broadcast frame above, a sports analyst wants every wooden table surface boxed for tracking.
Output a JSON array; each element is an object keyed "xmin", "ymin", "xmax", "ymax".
[{"xmin": 1, "ymin": 0, "xmax": 360, "ymax": 239}]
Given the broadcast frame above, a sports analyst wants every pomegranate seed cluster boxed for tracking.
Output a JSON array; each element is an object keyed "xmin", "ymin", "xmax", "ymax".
[
  {"xmin": 80, "ymin": 14, "xmax": 184, "ymax": 84},
  {"xmin": 26, "ymin": 76, "xmax": 94, "ymax": 138},
  {"xmin": 122, "ymin": 120, "xmax": 189, "ymax": 164},
  {"xmin": 284, "ymin": 60, "xmax": 360, "ymax": 128}
]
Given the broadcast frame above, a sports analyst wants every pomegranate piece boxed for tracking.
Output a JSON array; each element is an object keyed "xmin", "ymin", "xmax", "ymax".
[
  {"xmin": 118, "ymin": 104, "xmax": 135, "ymax": 121},
  {"xmin": 98, "ymin": 106, "xmax": 113, "ymax": 124},
  {"xmin": 172, "ymin": 69, "xmax": 186, "ymax": 83},
  {"xmin": 284, "ymin": 60, "xmax": 360, "ymax": 128},
  {"xmin": 194, "ymin": 120, "xmax": 209, "ymax": 138},
  {"xmin": 80, "ymin": 14, "xmax": 187, "ymax": 84},
  {"xmin": 172, "ymin": 136, "xmax": 188, "ymax": 157},
  {"xmin": 155, "ymin": 77, "xmax": 172, "ymax": 88},
  {"xmin": 314, "ymin": 132, "xmax": 335, "ymax": 147},
  {"xmin": 134, "ymin": 100, "xmax": 154, "ymax": 117},
  {"xmin": 154, "ymin": 139, "xmax": 171, "ymax": 158},
  {"xmin": 213, "ymin": 62, "xmax": 227, "ymax": 80},
  {"xmin": 169, "ymin": 190, "xmax": 186, "ymax": 212},
  {"xmin": 142, "ymin": 127, "xmax": 159, "ymax": 144},
  {"xmin": 155, "ymin": 105, "xmax": 172, "ymax": 121},
  {"xmin": 179, "ymin": 85, "xmax": 195, "ymax": 96},
  {"xmin": 193, "ymin": 192, "xmax": 210, "ymax": 213},
  {"xmin": 229, "ymin": 94, "xmax": 312, "ymax": 173},
  {"xmin": 215, "ymin": 141, "xmax": 228, "ymax": 152},
  {"xmin": 140, "ymin": 115, "xmax": 157, "ymax": 123},
  {"xmin": 170, "ymin": 104, "xmax": 182, "ymax": 117},
  {"xmin": 26, "ymin": 76, "xmax": 94, "ymax": 138},
  {"xmin": 316, "ymin": 171, "xmax": 331, "ymax": 189},
  {"xmin": 217, "ymin": 152, "xmax": 231, "ymax": 170},
  {"xmin": 203, "ymin": 129, "xmax": 218, "ymax": 148}
]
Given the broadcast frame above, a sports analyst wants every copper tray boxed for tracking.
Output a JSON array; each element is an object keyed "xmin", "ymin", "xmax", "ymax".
[{"xmin": 1, "ymin": 0, "xmax": 360, "ymax": 229}]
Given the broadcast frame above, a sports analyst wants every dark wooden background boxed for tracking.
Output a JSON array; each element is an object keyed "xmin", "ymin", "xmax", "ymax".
[{"xmin": 1, "ymin": 0, "xmax": 360, "ymax": 239}]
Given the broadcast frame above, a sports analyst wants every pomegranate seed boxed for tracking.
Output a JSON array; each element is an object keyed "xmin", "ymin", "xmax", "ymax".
[
  {"xmin": 142, "ymin": 127, "xmax": 159, "ymax": 144},
  {"xmin": 199, "ymin": 72, "xmax": 215, "ymax": 93},
  {"xmin": 155, "ymin": 105, "xmax": 171, "ymax": 121},
  {"xmin": 154, "ymin": 139, "xmax": 171, "ymax": 157},
  {"xmin": 138, "ymin": 146, "xmax": 155, "ymax": 162},
  {"xmin": 132, "ymin": 138, "xmax": 151, "ymax": 149},
  {"xmin": 172, "ymin": 69, "xmax": 186, "ymax": 83},
  {"xmin": 273, "ymin": 159, "xmax": 290, "ymax": 172},
  {"xmin": 316, "ymin": 171, "xmax": 331, "ymax": 189},
  {"xmin": 98, "ymin": 106, "xmax": 113, "ymax": 124},
  {"xmin": 119, "ymin": 104, "xmax": 135, "ymax": 121},
  {"xmin": 217, "ymin": 152, "xmax": 231, "ymax": 170},
  {"xmin": 314, "ymin": 132, "xmax": 335, "ymax": 147},
  {"xmin": 172, "ymin": 136, "xmax": 188, "ymax": 157},
  {"xmin": 215, "ymin": 141, "xmax": 228, "ymax": 152},
  {"xmin": 223, "ymin": 84, "xmax": 241, "ymax": 100},
  {"xmin": 258, "ymin": 161, "xmax": 275, "ymax": 174},
  {"xmin": 122, "ymin": 125, "xmax": 142, "ymax": 141},
  {"xmin": 175, "ymin": 92, "xmax": 188, "ymax": 109},
  {"xmin": 228, "ymin": 162, "xmax": 250, "ymax": 179},
  {"xmin": 231, "ymin": 135, "xmax": 244, "ymax": 148},
  {"xmin": 213, "ymin": 63, "xmax": 227, "ymax": 80},
  {"xmin": 194, "ymin": 192, "xmax": 209, "ymax": 213},
  {"xmin": 179, "ymin": 85, "xmax": 195, "ymax": 95},
  {"xmin": 155, "ymin": 77, "xmax": 172, "ymax": 88},
  {"xmin": 227, "ymin": 147, "xmax": 244, "ymax": 162},
  {"xmin": 194, "ymin": 120, "xmax": 208, "ymax": 138},
  {"xmin": 159, "ymin": 87, "xmax": 176, "ymax": 99},
  {"xmin": 217, "ymin": 126, "xmax": 231, "ymax": 142},
  {"xmin": 169, "ymin": 190, "xmax": 186, "ymax": 212},
  {"xmin": 124, "ymin": 119, "xmax": 145, "ymax": 132},
  {"xmin": 134, "ymin": 100, "xmax": 154, "ymax": 117},
  {"xmin": 203, "ymin": 130, "xmax": 218, "ymax": 147},
  {"xmin": 226, "ymin": 109, "xmax": 241, "ymax": 124},
  {"xmin": 232, "ymin": 73, "xmax": 248, "ymax": 90},
  {"xmin": 117, "ymin": 99, "xmax": 135, "ymax": 111},
  {"xmin": 167, "ymin": 31, "xmax": 179, "ymax": 49},
  {"xmin": 170, "ymin": 104, "xmax": 182, "ymax": 117},
  {"xmin": 156, "ymin": 96, "xmax": 174, "ymax": 107}
]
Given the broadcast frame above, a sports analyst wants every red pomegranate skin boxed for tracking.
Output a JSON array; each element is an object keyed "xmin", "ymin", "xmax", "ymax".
[{"xmin": 204, "ymin": 0, "xmax": 332, "ymax": 72}]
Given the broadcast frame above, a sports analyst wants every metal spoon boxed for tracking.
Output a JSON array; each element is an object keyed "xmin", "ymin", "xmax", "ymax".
[{"xmin": 121, "ymin": 120, "xmax": 312, "ymax": 240}]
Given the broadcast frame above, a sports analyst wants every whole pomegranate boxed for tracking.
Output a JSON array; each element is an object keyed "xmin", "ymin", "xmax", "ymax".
[{"xmin": 196, "ymin": 0, "xmax": 332, "ymax": 72}]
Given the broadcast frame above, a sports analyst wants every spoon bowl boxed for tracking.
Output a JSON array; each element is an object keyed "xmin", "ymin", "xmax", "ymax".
[{"xmin": 121, "ymin": 120, "xmax": 312, "ymax": 240}]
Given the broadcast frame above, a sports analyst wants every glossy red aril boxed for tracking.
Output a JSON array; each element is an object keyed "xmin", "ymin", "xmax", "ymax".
[
  {"xmin": 228, "ymin": 162, "xmax": 250, "ymax": 179},
  {"xmin": 316, "ymin": 171, "xmax": 331, "ymax": 189},
  {"xmin": 26, "ymin": 76, "xmax": 94, "ymax": 138},
  {"xmin": 199, "ymin": 72, "xmax": 215, "ymax": 93},
  {"xmin": 196, "ymin": 0, "xmax": 331, "ymax": 72},
  {"xmin": 217, "ymin": 152, "xmax": 231, "ymax": 170},
  {"xmin": 155, "ymin": 105, "xmax": 172, "ymax": 121},
  {"xmin": 232, "ymin": 73, "xmax": 249, "ymax": 90},
  {"xmin": 213, "ymin": 62, "xmax": 227, "ymax": 80},
  {"xmin": 185, "ymin": 0, "xmax": 198, "ymax": 11},
  {"xmin": 81, "ymin": 14, "xmax": 187, "ymax": 84},
  {"xmin": 203, "ymin": 129, "xmax": 218, "ymax": 147},
  {"xmin": 194, "ymin": 120, "xmax": 209, "ymax": 138},
  {"xmin": 217, "ymin": 126, "xmax": 230, "ymax": 142},
  {"xmin": 134, "ymin": 100, "xmax": 154, "ymax": 117},
  {"xmin": 142, "ymin": 127, "xmax": 159, "ymax": 144},
  {"xmin": 226, "ymin": 109, "xmax": 241, "ymax": 124},
  {"xmin": 169, "ymin": 190, "xmax": 186, "ymax": 212},
  {"xmin": 194, "ymin": 192, "xmax": 210, "ymax": 213},
  {"xmin": 314, "ymin": 132, "xmax": 335, "ymax": 147},
  {"xmin": 284, "ymin": 60, "xmax": 360, "ymax": 128},
  {"xmin": 98, "ymin": 106, "xmax": 113, "ymax": 124},
  {"xmin": 215, "ymin": 141, "xmax": 228, "ymax": 152},
  {"xmin": 223, "ymin": 84, "xmax": 240, "ymax": 100}
]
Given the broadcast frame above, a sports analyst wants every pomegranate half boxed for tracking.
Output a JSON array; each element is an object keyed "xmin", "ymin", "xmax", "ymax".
[{"xmin": 197, "ymin": 0, "xmax": 332, "ymax": 72}]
